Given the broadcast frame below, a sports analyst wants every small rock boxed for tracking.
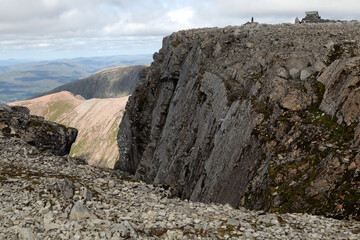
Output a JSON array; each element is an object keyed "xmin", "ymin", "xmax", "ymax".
[
  {"xmin": 300, "ymin": 70, "xmax": 311, "ymax": 81},
  {"xmin": 80, "ymin": 186, "xmax": 93, "ymax": 201},
  {"xmin": 69, "ymin": 201, "xmax": 96, "ymax": 220},
  {"xmin": 108, "ymin": 180, "xmax": 115, "ymax": 188},
  {"xmin": 289, "ymin": 68, "xmax": 300, "ymax": 79},
  {"xmin": 56, "ymin": 179, "xmax": 74, "ymax": 199}
]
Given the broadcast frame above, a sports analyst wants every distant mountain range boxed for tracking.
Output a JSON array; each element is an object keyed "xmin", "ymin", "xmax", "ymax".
[
  {"xmin": 10, "ymin": 91, "xmax": 128, "ymax": 168},
  {"xmin": 33, "ymin": 65, "xmax": 148, "ymax": 99},
  {"xmin": 0, "ymin": 55, "xmax": 151, "ymax": 103},
  {"xmin": 8, "ymin": 64, "xmax": 145, "ymax": 167}
]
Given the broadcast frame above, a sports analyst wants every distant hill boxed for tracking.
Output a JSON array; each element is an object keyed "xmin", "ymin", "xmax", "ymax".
[
  {"xmin": 33, "ymin": 65, "xmax": 148, "ymax": 99},
  {"xmin": 0, "ymin": 55, "xmax": 152, "ymax": 103},
  {"xmin": 9, "ymin": 91, "xmax": 128, "ymax": 168}
]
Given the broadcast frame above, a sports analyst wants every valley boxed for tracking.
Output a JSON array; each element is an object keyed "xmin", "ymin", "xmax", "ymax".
[{"xmin": 0, "ymin": 55, "xmax": 151, "ymax": 103}]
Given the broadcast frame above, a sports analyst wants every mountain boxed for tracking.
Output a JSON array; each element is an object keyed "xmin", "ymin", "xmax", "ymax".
[
  {"xmin": 0, "ymin": 55, "xmax": 151, "ymax": 103},
  {"xmin": 33, "ymin": 65, "xmax": 148, "ymax": 99},
  {"xmin": 9, "ymin": 91, "xmax": 128, "ymax": 167},
  {"xmin": 115, "ymin": 22, "xmax": 360, "ymax": 220},
  {"xmin": 2, "ymin": 104, "xmax": 359, "ymax": 239}
]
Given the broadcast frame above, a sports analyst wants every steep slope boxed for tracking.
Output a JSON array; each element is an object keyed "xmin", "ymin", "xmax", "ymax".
[
  {"xmin": 116, "ymin": 22, "xmax": 360, "ymax": 220},
  {"xmin": 10, "ymin": 91, "xmax": 128, "ymax": 167},
  {"xmin": 33, "ymin": 65, "xmax": 148, "ymax": 99},
  {"xmin": 2, "ymin": 122, "xmax": 360, "ymax": 239}
]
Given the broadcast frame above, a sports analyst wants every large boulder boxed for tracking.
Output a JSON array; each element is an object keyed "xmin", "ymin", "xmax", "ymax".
[{"xmin": 0, "ymin": 104, "xmax": 77, "ymax": 156}]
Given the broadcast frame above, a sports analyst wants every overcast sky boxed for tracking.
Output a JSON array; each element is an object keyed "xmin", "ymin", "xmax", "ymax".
[{"xmin": 1, "ymin": 0, "xmax": 359, "ymax": 60}]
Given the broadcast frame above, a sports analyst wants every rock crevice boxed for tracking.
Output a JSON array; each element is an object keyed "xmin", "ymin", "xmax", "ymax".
[{"xmin": 116, "ymin": 22, "xmax": 360, "ymax": 220}]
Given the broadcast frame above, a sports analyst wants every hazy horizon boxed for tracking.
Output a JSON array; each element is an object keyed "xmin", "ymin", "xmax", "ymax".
[
  {"xmin": 1, "ymin": 0, "xmax": 360, "ymax": 60},
  {"xmin": 0, "ymin": 54, "xmax": 153, "ymax": 65}
]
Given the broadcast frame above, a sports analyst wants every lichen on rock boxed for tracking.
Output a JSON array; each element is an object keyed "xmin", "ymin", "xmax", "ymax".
[{"xmin": 116, "ymin": 22, "xmax": 360, "ymax": 220}]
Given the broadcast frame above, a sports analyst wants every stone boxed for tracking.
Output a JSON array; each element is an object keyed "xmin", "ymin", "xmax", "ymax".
[
  {"xmin": 115, "ymin": 22, "xmax": 360, "ymax": 221},
  {"xmin": 300, "ymin": 69, "xmax": 311, "ymax": 80},
  {"xmin": 108, "ymin": 180, "xmax": 115, "ymax": 188},
  {"xmin": 0, "ymin": 104, "xmax": 77, "ymax": 156},
  {"xmin": 79, "ymin": 187, "xmax": 93, "ymax": 201},
  {"xmin": 69, "ymin": 201, "xmax": 96, "ymax": 220},
  {"xmin": 1, "ymin": 22, "xmax": 360, "ymax": 240},
  {"xmin": 56, "ymin": 179, "xmax": 74, "ymax": 199},
  {"xmin": 289, "ymin": 68, "xmax": 300, "ymax": 79},
  {"xmin": 44, "ymin": 211, "xmax": 60, "ymax": 230},
  {"xmin": 11, "ymin": 227, "xmax": 35, "ymax": 240}
]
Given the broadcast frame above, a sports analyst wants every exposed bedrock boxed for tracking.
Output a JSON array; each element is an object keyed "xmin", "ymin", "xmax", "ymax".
[
  {"xmin": 0, "ymin": 104, "xmax": 77, "ymax": 156},
  {"xmin": 116, "ymin": 22, "xmax": 360, "ymax": 220}
]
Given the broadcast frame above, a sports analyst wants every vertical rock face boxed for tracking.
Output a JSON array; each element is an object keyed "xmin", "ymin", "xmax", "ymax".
[
  {"xmin": 116, "ymin": 22, "xmax": 360, "ymax": 220},
  {"xmin": 0, "ymin": 104, "xmax": 77, "ymax": 156}
]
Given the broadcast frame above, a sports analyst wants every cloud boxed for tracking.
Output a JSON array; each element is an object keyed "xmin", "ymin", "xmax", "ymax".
[{"xmin": 0, "ymin": 0, "xmax": 360, "ymax": 59}]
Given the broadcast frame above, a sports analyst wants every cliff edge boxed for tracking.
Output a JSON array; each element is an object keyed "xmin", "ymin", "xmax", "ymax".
[{"xmin": 115, "ymin": 22, "xmax": 360, "ymax": 220}]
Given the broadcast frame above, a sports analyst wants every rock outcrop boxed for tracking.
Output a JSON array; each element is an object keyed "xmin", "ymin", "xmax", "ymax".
[
  {"xmin": 10, "ymin": 91, "xmax": 128, "ymax": 168},
  {"xmin": 1, "ymin": 128, "xmax": 360, "ymax": 239},
  {"xmin": 33, "ymin": 65, "xmax": 147, "ymax": 99},
  {"xmin": 116, "ymin": 22, "xmax": 360, "ymax": 220},
  {"xmin": 0, "ymin": 104, "xmax": 77, "ymax": 155}
]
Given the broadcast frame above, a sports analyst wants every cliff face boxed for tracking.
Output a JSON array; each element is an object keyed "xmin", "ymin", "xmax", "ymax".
[
  {"xmin": 0, "ymin": 104, "xmax": 77, "ymax": 155},
  {"xmin": 116, "ymin": 22, "xmax": 360, "ymax": 220},
  {"xmin": 10, "ymin": 91, "xmax": 128, "ymax": 168},
  {"xmin": 33, "ymin": 65, "xmax": 147, "ymax": 99}
]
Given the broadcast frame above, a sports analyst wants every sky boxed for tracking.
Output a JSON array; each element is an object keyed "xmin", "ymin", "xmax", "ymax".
[{"xmin": 1, "ymin": 0, "xmax": 360, "ymax": 60}]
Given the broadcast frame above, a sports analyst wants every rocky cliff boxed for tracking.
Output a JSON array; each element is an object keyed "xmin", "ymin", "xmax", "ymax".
[
  {"xmin": 10, "ymin": 91, "xmax": 128, "ymax": 168},
  {"xmin": 116, "ymin": 22, "xmax": 360, "ymax": 220},
  {"xmin": 2, "ymin": 116, "xmax": 360, "ymax": 239},
  {"xmin": 33, "ymin": 65, "xmax": 147, "ymax": 99},
  {"xmin": 0, "ymin": 104, "xmax": 77, "ymax": 155}
]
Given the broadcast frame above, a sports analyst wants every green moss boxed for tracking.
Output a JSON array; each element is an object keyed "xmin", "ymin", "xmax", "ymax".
[
  {"xmin": 171, "ymin": 40, "xmax": 180, "ymax": 47},
  {"xmin": 278, "ymin": 116, "xmax": 288, "ymax": 121},
  {"xmin": 215, "ymin": 220, "xmax": 242, "ymax": 238},
  {"xmin": 137, "ymin": 92, "xmax": 148, "ymax": 110},
  {"xmin": 252, "ymin": 100, "xmax": 272, "ymax": 119},
  {"xmin": 223, "ymin": 79, "xmax": 243, "ymax": 104},
  {"xmin": 250, "ymin": 73, "xmax": 262, "ymax": 81},
  {"xmin": 70, "ymin": 132, "xmax": 89, "ymax": 156}
]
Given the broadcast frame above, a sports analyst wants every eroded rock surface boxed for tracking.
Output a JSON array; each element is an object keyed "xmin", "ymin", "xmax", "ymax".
[
  {"xmin": 1, "ymin": 131, "xmax": 360, "ymax": 239},
  {"xmin": 116, "ymin": 22, "xmax": 360, "ymax": 219},
  {"xmin": 0, "ymin": 104, "xmax": 77, "ymax": 155}
]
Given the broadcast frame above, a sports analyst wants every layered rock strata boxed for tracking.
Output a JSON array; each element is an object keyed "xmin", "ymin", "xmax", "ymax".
[
  {"xmin": 0, "ymin": 104, "xmax": 77, "ymax": 155},
  {"xmin": 116, "ymin": 22, "xmax": 360, "ymax": 220}
]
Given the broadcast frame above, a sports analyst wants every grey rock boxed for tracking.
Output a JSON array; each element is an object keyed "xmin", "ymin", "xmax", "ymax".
[
  {"xmin": 56, "ymin": 179, "xmax": 74, "ymax": 199},
  {"xmin": 115, "ymin": 22, "xmax": 360, "ymax": 220},
  {"xmin": 11, "ymin": 227, "xmax": 35, "ymax": 240},
  {"xmin": 300, "ymin": 69, "xmax": 311, "ymax": 80},
  {"xmin": 69, "ymin": 201, "xmax": 96, "ymax": 220},
  {"xmin": 0, "ymin": 104, "xmax": 77, "ymax": 156},
  {"xmin": 289, "ymin": 68, "xmax": 300, "ymax": 79},
  {"xmin": 79, "ymin": 186, "xmax": 93, "ymax": 201}
]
